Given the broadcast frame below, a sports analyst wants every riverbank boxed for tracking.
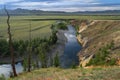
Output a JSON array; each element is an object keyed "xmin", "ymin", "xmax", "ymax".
[
  {"xmin": 48, "ymin": 29, "xmax": 67, "ymax": 65},
  {"xmin": 76, "ymin": 20, "xmax": 120, "ymax": 67}
]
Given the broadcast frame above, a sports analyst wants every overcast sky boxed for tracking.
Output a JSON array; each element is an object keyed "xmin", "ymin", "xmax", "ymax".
[{"xmin": 0, "ymin": 0, "xmax": 120, "ymax": 12}]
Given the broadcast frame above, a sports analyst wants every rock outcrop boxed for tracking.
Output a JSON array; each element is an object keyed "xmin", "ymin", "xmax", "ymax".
[{"xmin": 80, "ymin": 54, "xmax": 94, "ymax": 67}]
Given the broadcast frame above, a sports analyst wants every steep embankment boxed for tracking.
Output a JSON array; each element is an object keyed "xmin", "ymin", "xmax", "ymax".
[{"xmin": 77, "ymin": 20, "xmax": 120, "ymax": 67}]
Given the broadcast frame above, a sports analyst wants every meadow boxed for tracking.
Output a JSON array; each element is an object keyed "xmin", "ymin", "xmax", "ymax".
[
  {"xmin": 0, "ymin": 16, "xmax": 55, "ymax": 40},
  {"xmin": 0, "ymin": 15, "xmax": 120, "ymax": 40}
]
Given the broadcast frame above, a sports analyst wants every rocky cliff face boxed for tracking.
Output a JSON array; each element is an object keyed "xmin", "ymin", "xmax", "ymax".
[
  {"xmin": 77, "ymin": 20, "xmax": 120, "ymax": 67},
  {"xmin": 77, "ymin": 21, "xmax": 92, "ymax": 48}
]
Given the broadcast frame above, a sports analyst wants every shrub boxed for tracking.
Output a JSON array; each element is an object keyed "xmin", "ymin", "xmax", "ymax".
[
  {"xmin": 0, "ymin": 75, "xmax": 5, "ymax": 80},
  {"xmin": 57, "ymin": 23, "xmax": 67, "ymax": 30},
  {"xmin": 87, "ymin": 41, "xmax": 116, "ymax": 66},
  {"xmin": 49, "ymin": 30, "xmax": 57, "ymax": 44},
  {"xmin": 0, "ymin": 39, "xmax": 9, "ymax": 56},
  {"xmin": 70, "ymin": 62, "xmax": 77, "ymax": 69},
  {"xmin": 23, "ymin": 57, "xmax": 28, "ymax": 71},
  {"xmin": 107, "ymin": 58, "xmax": 116, "ymax": 65},
  {"xmin": 54, "ymin": 53, "xmax": 60, "ymax": 67},
  {"xmin": 38, "ymin": 43, "xmax": 47, "ymax": 68}
]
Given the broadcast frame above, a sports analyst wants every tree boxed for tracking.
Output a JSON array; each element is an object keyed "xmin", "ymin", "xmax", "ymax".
[
  {"xmin": 34, "ymin": 48, "xmax": 39, "ymax": 68},
  {"xmin": 57, "ymin": 22, "xmax": 67, "ymax": 30},
  {"xmin": 54, "ymin": 53, "xmax": 60, "ymax": 67},
  {"xmin": 87, "ymin": 42, "xmax": 115, "ymax": 66},
  {"xmin": 4, "ymin": 6, "xmax": 17, "ymax": 77},
  {"xmin": 23, "ymin": 57, "xmax": 28, "ymax": 71},
  {"xmin": 28, "ymin": 21, "xmax": 32, "ymax": 72},
  {"xmin": 38, "ymin": 43, "xmax": 47, "ymax": 68},
  {"xmin": 50, "ymin": 55, "xmax": 53, "ymax": 67}
]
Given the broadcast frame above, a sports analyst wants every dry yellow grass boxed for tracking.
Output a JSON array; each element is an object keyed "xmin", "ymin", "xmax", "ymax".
[{"xmin": 9, "ymin": 66, "xmax": 120, "ymax": 80}]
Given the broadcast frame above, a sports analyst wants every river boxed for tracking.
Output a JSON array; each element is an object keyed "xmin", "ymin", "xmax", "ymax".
[
  {"xmin": 60, "ymin": 25, "xmax": 81, "ymax": 68},
  {"xmin": 0, "ymin": 63, "xmax": 23, "ymax": 78},
  {"xmin": 0, "ymin": 25, "xmax": 81, "ymax": 78}
]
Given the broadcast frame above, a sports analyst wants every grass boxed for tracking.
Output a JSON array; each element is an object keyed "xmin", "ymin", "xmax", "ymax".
[
  {"xmin": 7, "ymin": 15, "xmax": 120, "ymax": 20},
  {"xmin": 0, "ymin": 16, "xmax": 55, "ymax": 40},
  {"xmin": 1, "ymin": 15, "xmax": 120, "ymax": 40},
  {"xmin": 9, "ymin": 66, "xmax": 120, "ymax": 80}
]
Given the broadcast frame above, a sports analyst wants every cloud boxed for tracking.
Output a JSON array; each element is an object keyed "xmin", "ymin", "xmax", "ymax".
[
  {"xmin": 39, "ymin": 6, "xmax": 120, "ymax": 12},
  {"xmin": 63, "ymin": 0, "xmax": 95, "ymax": 3},
  {"xmin": 12, "ymin": 0, "xmax": 98, "ymax": 7},
  {"xmin": 12, "ymin": 4, "xmax": 120, "ymax": 12},
  {"xmin": 13, "ymin": 2, "xmax": 49, "ymax": 6},
  {"xmin": 1, "ymin": 0, "xmax": 120, "ymax": 12},
  {"xmin": 0, "ymin": 0, "xmax": 23, "ymax": 4}
]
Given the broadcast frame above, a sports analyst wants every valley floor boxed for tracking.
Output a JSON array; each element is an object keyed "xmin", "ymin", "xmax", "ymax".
[{"xmin": 9, "ymin": 66, "xmax": 120, "ymax": 80}]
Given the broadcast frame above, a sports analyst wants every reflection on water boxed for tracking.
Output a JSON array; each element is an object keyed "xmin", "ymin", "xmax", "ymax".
[{"xmin": 60, "ymin": 25, "xmax": 81, "ymax": 68}]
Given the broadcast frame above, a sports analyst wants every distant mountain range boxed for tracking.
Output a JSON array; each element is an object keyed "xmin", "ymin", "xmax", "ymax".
[
  {"xmin": 0, "ymin": 8, "xmax": 120, "ymax": 16},
  {"xmin": 0, "ymin": 8, "xmax": 66, "ymax": 16}
]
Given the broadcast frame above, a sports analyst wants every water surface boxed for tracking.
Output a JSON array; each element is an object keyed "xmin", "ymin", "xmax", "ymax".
[
  {"xmin": 60, "ymin": 25, "xmax": 81, "ymax": 68},
  {"xmin": 0, "ymin": 63, "xmax": 23, "ymax": 78}
]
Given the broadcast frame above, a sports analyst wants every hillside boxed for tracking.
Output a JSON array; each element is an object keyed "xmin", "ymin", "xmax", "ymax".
[
  {"xmin": 8, "ymin": 66, "xmax": 120, "ymax": 80},
  {"xmin": 77, "ymin": 20, "xmax": 120, "ymax": 66}
]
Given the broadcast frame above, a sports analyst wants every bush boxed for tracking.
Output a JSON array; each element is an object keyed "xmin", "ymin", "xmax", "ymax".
[
  {"xmin": 38, "ymin": 43, "xmax": 48, "ymax": 68},
  {"xmin": 0, "ymin": 75, "xmax": 5, "ymax": 80},
  {"xmin": 87, "ymin": 41, "xmax": 116, "ymax": 66},
  {"xmin": 70, "ymin": 62, "xmax": 77, "ymax": 69},
  {"xmin": 57, "ymin": 23, "xmax": 67, "ymax": 30},
  {"xmin": 0, "ymin": 39, "xmax": 9, "ymax": 56},
  {"xmin": 49, "ymin": 30, "xmax": 57, "ymax": 44},
  {"xmin": 54, "ymin": 53, "xmax": 60, "ymax": 67},
  {"xmin": 107, "ymin": 58, "xmax": 116, "ymax": 65},
  {"xmin": 23, "ymin": 57, "xmax": 28, "ymax": 71}
]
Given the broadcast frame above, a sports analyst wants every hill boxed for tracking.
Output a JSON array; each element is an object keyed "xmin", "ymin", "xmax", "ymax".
[
  {"xmin": 0, "ymin": 8, "xmax": 120, "ymax": 16},
  {"xmin": 8, "ymin": 66, "xmax": 120, "ymax": 80},
  {"xmin": 0, "ymin": 8, "xmax": 66, "ymax": 16},
  {"xmin": 77, "ymin": 20, "xmax": 120, "ymax": 67}
]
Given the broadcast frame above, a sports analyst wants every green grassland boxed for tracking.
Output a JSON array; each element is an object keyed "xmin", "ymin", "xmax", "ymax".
[
  {"xmin": 8, "ymin": 15, "xmax": 120, "ymax": 20},
  {"xmin": 0, "ymin": 16, "xmax": 56, "ymax": 40},
  {"xmin": 9, "ymin": 66, "xmax": 120, "ymax": 80},
  {"xmin": 0, "ymin": 15, "xmax": 120, "ymax": 40}
]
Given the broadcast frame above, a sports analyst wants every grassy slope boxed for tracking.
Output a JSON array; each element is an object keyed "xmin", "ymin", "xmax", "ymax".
[
  {"xmin": 79, "ymin": 20, "xmax": 120, "ymax": 59},
  {"xmin": 9, "ymin": 66, "xmax": 120, "ymax": 80}
]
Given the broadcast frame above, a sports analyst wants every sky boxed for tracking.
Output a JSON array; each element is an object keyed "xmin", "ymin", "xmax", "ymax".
[{"xmin": 0, "ymin": 0, "xmax": 120, "ymax": 12}]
